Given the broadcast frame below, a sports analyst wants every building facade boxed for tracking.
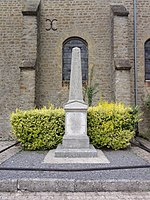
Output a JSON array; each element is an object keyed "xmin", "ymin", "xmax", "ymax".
[{"xmin": 0, "ymin": 0, "xmax": 150, "ymax": 140}]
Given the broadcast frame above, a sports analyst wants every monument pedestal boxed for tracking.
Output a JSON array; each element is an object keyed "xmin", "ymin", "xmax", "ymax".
[
  {"xmin": 55, "ymin": 101, "xmax": 97, "ymax": 158},
  {"xmin": 55, "ymin": 144, "xmax": 97, "ymax": 158},
  {"xmin": 55, "ymin": 47, "xmax": 97, "ymax": 158}
]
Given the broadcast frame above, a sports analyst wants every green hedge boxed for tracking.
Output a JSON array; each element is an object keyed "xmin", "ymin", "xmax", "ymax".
[
  {"xmin": 10, "ymin": 102, "xmax": 139, "ymax": 150},
  {"xmin": 87, "ymin": 101, "xmax": 139, "ymax": 150},
  {"xmin": 10, "ymin": 107, "xmax": 65, "ymax": 150}
]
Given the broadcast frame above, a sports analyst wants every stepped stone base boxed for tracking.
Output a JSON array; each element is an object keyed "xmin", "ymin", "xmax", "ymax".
[
  {"xmin": 55, "ymin": 144, "xmax": 97, "ymax": 158},
  {"xmin": 62, "ymin": 134, "xmax": 90, "ymax": 149}
]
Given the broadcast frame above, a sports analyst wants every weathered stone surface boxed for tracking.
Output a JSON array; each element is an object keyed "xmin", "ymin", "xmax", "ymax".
[
  {"xmin": 0, "ymin": 179, "xmax": 17, "ymax": 192},
  {"xmin": 68, "ymin": 47, "xmax": 83, "ymax": 102},
  {"xmin": 20, "ymin": 0, "xmax": 40, "ymax": 111},
  {"xmin": 0, "ymin": 179, "xmax": 150, "ymax": 192},
  {"xmin": 0, "ymin": 0, "xmax": 22, "ymax": 139},
  {"xmin": 63, "ymin": 102, "xmax": 88, "ymax": 148},
  {"xmin": 55, "ymin": 47, "xmax": 97, "ymax": 158},
  {"xmin": 114, "ymin": 59, "xmax": 131, "ymax": 70},
  {"xmin": 111, "ymin": 5, "xmax": 129, "ymax": 16},
  {"xmin": 20, "ymin": 68, "xmax": 35, "ymax": 109},
  {"xmin": 55, "ymin": 144, "xmax": 97, "ymax": 158},
  {"xmin": 18, "ymin": 179, "xmax": 74, "ymax": 192},
  {"xmin": 44, "ymin": 149, "xmax": 110, "ymax": 163},
  {"xmin": 22, "ymin": 16, "xmax": 37, "ymax": 68},
  {"xmin": 22, "ymin": 0, "xmax": 41, "ymax": 15},
  {"xmin": 115, "ymin": 70, "xmax": 131, "ymax": 105},
  {"xmin": 112, "ymin": 6, "xmax": 131, "ymax": 105},
  {"xmin": 0, "ymin": 0, "xmax": 150, "ymax": 139},
  {"xmin": 0, "ymin": 142, "xmax": 21, "ymax": 165}
]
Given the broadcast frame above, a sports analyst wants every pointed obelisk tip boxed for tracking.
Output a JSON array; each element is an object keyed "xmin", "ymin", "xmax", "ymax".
[{"xmin": 69, "ymin": 47, "xmax": 83, "ymax": 102}]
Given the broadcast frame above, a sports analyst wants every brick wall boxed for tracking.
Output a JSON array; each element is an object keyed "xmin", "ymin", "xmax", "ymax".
[
  {"xmin": 0, "ymin": 0, "xmax": 23, "ymax": 139},
  {"xmin": 0, "ymin": 0, "xmax": 150, "ymax": 139},
  {"xmin": 135, "ymin": 0, "xmax": 150, "ymax": 138},
  {"xmin": 36, "ymin": 0, "xmax": 114, "ymax": 108}
]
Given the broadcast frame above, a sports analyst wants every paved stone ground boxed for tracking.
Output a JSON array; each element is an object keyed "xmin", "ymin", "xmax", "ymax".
[
  {"xmin": 130, "ymin": 146, "xmax": 150, "ymax": 163},
  {"xmin": 0, "ymin": 191, "xmax": 150, "ymax": 200},
  {"xmin": 0, "ymin": 141, "xmax": 21, "ymax": 165}
]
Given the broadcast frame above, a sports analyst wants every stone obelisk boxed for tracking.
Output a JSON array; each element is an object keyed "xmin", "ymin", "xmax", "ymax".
[{"xmin": 55, "ymin": 47, "xmax": 97, "ymax": 157}]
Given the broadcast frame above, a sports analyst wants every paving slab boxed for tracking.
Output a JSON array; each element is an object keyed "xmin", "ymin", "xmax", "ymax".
[
  {"xmin": 0, "ymin": 191, "xmax": 150, "ymax": 200},
  {"xmin": 136, "ymin": 137, "xmax": 150, "ymax": 149},
  {"xmin": 0, "ymin": 141, "xmax": 21, "ymax": 165},
  {"xmin": 131, "ymin": 146, "xmax": 150, "ymax": 163},
  {"xmin": 44, "ymin": 149, "xmax": 110, "ymax": 164}
]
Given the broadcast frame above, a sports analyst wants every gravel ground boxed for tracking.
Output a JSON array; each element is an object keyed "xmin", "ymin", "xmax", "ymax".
[{"xmin": 0, "ymin": 147, "xmax": 149, "ymax": 181}]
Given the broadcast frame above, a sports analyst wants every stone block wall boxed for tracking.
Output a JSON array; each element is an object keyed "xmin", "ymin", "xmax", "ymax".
[
  {"xmin": 0, "ymin": 0, "xmax": 150, "ymax": 139},
  {"xmin": 135, "ymin": 0, "xmax": 150, "ymax": 138},
  {"xmin": 35, "ymin": 0, "xmax": 135, "ymax": 108},
  {"xmin": 20, "ymin": 0, "xmax": 40, "ymax": 110},
  {"xmin": 36, "ymin": 0, "xmax": 114, "ymax": 108},
  {"xmin": 111, "ymin": 5, "xmax": 131, "ymax": 105},
  {"xmin": 20, "ymin": 68, "xmax": 35, "ymax": 110},
  {"xmin": 0, "ymin": 0, "xmax": 23, "ymax": 139}
]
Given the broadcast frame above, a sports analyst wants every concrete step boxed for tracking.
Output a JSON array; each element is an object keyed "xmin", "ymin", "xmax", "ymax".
[{"xmin": 0, "ymin": 178, "xmax": 150, "ymax": 192}]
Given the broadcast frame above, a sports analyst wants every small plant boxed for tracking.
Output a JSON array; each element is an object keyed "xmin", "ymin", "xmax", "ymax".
[
  {"xmin": 144, "ymin": 94, "xmax": 150, "ymax": 109},
  {"xmin": 83, "ymin": 65, "xmax": 99, "ymax": 106}
]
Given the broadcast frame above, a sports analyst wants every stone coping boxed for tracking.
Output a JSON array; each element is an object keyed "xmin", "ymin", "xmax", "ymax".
[{"xmin": 0, "ymin": 179, "xmax": 150, "ymax": 192}]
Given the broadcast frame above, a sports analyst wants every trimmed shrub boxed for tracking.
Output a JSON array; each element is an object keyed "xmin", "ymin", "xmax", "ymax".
[
  {"xmin": 87, "ymin": 101, "xmax": 139, "ymax": 150},
  {"xmin": 10, "ymin": 102, "xmax": 139, "ymax": 150},
  {"xmin": 10, "ymin": 107, "xmax": 65, "ymax": 150}
]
